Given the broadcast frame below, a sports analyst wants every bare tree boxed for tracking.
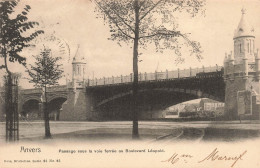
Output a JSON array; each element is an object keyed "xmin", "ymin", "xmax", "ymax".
[
  {"xmin": 93, "ymin": 0, "xmax": 205, "ymax": 138},
  {"xmin": 26, "ymin": 48, "xmax": 64, "ymax": 138}
]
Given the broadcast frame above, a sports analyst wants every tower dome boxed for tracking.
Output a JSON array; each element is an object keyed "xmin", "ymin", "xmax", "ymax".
[
  {"xmin": 234, "ymin": 8, "xmax": 254, "ymax": 39},
  {"xmin": 72, "ymin": 45, "xmax": 86, "ymax": 84},
  {"xmin": 72, "ymin": 45, "xmax": 85, "ymax": 63},
  {"xmin": 233, "ymin": 8, "xmax": 255, "ymax": 64}
]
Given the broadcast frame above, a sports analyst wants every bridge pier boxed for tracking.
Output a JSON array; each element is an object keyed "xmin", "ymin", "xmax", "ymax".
[
  {"xmin": 38, "ymin": 102, "xmax": 43, "ymax": 119},
  {"xmin": 60, "ymin": 88, "xmax": 89, "ymax": 121},
  {"xmin": 224, "ymin": 53, "xmax": 260, "ymax": 120},
  {"xmin": 224, "ymin": 9, "xmax": 260, "ymax": 120}
]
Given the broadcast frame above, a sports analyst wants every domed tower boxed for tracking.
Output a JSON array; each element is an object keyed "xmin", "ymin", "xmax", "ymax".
[
  {"xmin": 224, "ymin": 8, "xmax": 260, "ymax": 120},
  {"xmin": 72, "ymin": 45, "xmax": 86, "ymax": 87},
  {"xmin": 233, "ymin": 8, "xmax": 255, "ymax": 64},
  {"xmin": 60, "ymin": 46, "xmax": 90, "ymax": 121}
]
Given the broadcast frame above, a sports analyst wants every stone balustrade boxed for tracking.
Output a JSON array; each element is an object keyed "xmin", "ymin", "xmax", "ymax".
[{"xmin": 87, "ymin": 65, "xmax": 223, "ymax": 87}]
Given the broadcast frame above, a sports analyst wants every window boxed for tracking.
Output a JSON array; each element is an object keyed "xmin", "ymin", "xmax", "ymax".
[
  {"xmin": 250, "ymin": 40, "xmax": 251, "ymax": 54},
  {"xmin": 240, "ymin": 44, "xmax": 242, "ymax": 53},
  {"xmin": 253, "ymin": 40, "xmax": 255, "ymax": 52},
  {"xmin": 78, "ymin": 66, "xmax": 80, "ymax": 75}
]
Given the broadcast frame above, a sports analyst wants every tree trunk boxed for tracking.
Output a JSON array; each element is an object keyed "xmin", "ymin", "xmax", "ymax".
[
  {"xmin": 43, "ymin": 86, "xmax": 51, "ymax": 138},
  {"xmin": 132, "ymin": 0, "xmax": 140, "ymax": 139},
  {"xmin": 4, "ymin": 49, "xmax": 16, "ymax": 141},
  {"xmin": 5, "ymin": 74, "xmax": 13, "ymax": 141}
]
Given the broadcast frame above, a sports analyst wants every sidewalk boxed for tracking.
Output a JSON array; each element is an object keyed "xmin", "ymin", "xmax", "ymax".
[
  {"xmin": 1, "ymin": 121, "xmax": 260, "ymax": 143},
  {"xmin": 18, "ymin": 126, "xmax": 260, "ymax": 143}
]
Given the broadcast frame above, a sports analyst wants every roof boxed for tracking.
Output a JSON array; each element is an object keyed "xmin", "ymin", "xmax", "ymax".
[
  {"xmin": 183, "ymin": 103, "xmax": 200, "ymax": 112},
  {"xmin": 200, "ymin": 98, "xmax": 221, "ymax": 104},
  {"xmin": 234, "ymin": 8, "xmax": 254, "ymax": 39},
  {"xmin": 72, "ymin": 45, "xmax": 85, "ymax": 63}
]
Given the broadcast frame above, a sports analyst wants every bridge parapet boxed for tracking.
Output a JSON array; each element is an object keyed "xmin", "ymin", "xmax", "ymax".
[
  {"xmin": 224, "ymin": 62, "xmax": 257, "ymax": 80},
  {"xmin": 20, "ymin": 85, "xmax": 67, "ymax": 95},
  {"xmin": 47, "ymin": 85, "xmax": 67, "ymax": 92},
  {"xmin": 20, "ymin": 88, "xmax": 42, "ymax": 94},
  {"xmin": 87, "ymin": 65, "xmax": 223, "ymax": 87}
]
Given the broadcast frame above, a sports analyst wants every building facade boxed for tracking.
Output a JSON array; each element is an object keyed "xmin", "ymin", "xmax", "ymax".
[{"xmin": 200, "ymin": 99, "xmax": 225, "ymax": 111}]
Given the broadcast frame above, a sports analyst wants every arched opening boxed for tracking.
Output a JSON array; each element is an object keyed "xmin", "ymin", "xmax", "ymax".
[
  {"xmin": 22, "ymin": 99, "xmax": 40, "ymax": 120},
  {"xmin": 164, "ymin": 98, "xmax": 225, "ymax": 119},
  {"xmin": 48, "ymin": 97, "xmax": 67, "ymax": 121},
  {"xmin": 96, "ymin": 89, "xmax": 224, "ymax": 121},
  {"xmin": 96, "ymin": 90, "xmax": 198, "ymax": 120}
]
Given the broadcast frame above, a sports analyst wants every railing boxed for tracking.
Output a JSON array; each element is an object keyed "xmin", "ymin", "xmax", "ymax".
[
  {"xmin": 18, "ymin": 66, "xmax": 223, "ymax": 91},
  {"xmin": 87, "ymin": 65, "xmax": 223, "ymax": 87}
]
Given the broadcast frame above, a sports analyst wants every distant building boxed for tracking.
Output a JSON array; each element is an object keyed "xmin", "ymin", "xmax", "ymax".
[
  {"xmin": 168, "ymin": 103, "xmax": 185, "ymax": 112},
  {"xmin": 164, "ymin": 103, "xmax": 185, "ymax": 118},
  {"xmin": 164, "ymin": 98, "xmax": 225, "ymax": 118},
  {"xmin": 183, "ymin": 103, "xmax": 200, "ymax": 112},
  {"xmin": 178, "ymin": 103, "xmax": 200, "ymax": 118},
  {"xmin": 165, "ymin": 102, "xmax": 200, "ymax": 118},
  {"xmin": 200, "ymin": 98, "xmax": 224, "ymax": 111}
]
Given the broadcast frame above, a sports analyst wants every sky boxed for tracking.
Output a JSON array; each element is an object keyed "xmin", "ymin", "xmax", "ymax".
[{"xmin": 1, "ymin": 0, "xmax": 260, "ymax": 89}]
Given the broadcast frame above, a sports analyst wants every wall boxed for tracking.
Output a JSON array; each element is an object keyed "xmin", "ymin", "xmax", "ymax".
[
  {"xmin": 225, "ymin": 76, "xmax": 260, "ymax": 119},
  {"xmin": 60, "ymin": 88, "xmax": 90, "ymax": 121}
]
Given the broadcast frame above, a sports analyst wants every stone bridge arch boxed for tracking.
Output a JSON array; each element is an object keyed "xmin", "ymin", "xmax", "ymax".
[
  {"xmin": 86, "ymin": 71, "xmax": 225, "ymax": 120},
  {"xmin": 94, "ymin": 87, "xmax": 223, "ymax": 120},
  {"xmin": 18, "ymin": 92, "xmax": 68, "ymax": 120},
  {"xmin": 96, "ymin": 88, "xmax": 222, "ymax": 108},
  {"xmin": 21, "ymin": 96, "xmax": 41, "ymax": 104},
  {"xmin": 19, "ymin": 95, "xmax": 41, "ymax": 114},
  {"xmin": 47, "ymin": 94, "xmax": 67, "ymax": 121},
  {"xmin": 20, "ymin": 98, "xmax": 41, "ymax": 119},
  {"xmin": 47, "ymin": 93, "xmax": 67, "ymax": 102}
]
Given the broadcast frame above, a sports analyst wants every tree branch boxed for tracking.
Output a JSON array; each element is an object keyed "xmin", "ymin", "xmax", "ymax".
[
  {"xmin": 139, "ymin": 0, "xmax": 164, "ymax": 21},
  {"xmin": 109, "ymin": 6, "xmax": 135, "ymax": 33},
  {"xmin": 94, "ymin": 0, "xmax": 134, "ymax": 39},
  {"xmin": 3, "ymin": 45, "xmax": 11, "ymax": 75},
  {"xmin": 139, "ymin": 30, "xmax": 200, "ymax": 52},
  {"xmin": 139, "ymin": 30, "xmax": 179, "ymax": 39},
  {"xmin": 0, "ymin": 65, "xmax": 6, "ymax": 69},
  {"xmin": 178, "ymin": 33, "xmax": 200, "ymax": 52},
  {"xmin": 139, "ymin": 0, "xmax": 146, "ymax": 7},
  {"xmin": 172, "ymin": 6, "xmax": 180, "ymax": 13}
]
